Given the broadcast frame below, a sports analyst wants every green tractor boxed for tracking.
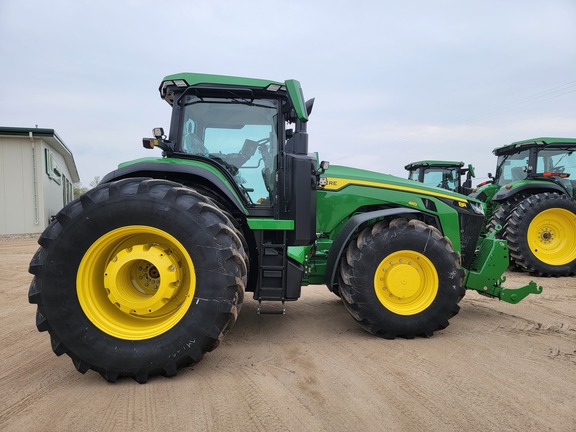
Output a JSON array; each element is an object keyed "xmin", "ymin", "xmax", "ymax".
[
  {"xmin": 28, "ymin": 73, "xmax": 542, "ymax": 383},
  {"xmin": 406, "ymin": 160, "xmax": 475, "ymax": 195},
  {"xmin": 470, "ymin": 137, "xmax": 576, "ymax": 276}
]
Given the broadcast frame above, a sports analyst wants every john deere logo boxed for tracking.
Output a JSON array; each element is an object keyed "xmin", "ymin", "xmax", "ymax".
[{"xmin": 408, "ymin": 201, "xmax": 418, "ymax": 207}]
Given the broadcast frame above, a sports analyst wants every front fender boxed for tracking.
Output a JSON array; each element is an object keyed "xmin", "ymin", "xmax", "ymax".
[{"xmin": 324, "ymin": 208, "xmax": 426, "ymax": 290}]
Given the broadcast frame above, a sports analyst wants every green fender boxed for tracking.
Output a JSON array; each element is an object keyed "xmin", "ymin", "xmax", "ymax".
[{"xmin": 324, "ymin": 208, "xmax": 425, "ymax": 290}]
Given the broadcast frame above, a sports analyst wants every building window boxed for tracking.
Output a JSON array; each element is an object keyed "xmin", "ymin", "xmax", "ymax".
[
  {"xmin": 45, "ymin": 148, "xmax": 62, "ymax": 184},
  {"xmin": 62, "ymin": 175, "xmax": 73, "ymax": 205}
]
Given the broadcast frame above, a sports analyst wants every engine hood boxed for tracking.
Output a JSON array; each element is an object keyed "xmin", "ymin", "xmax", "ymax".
[{"xmin": 321, "ymin": 165, "xmax": 472, "ymax": 203}]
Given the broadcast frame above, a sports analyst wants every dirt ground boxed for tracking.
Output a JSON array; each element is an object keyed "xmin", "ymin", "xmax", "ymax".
[{"xmin": 1, "ymin": 235, "xmax": 575, "ymax": 432}]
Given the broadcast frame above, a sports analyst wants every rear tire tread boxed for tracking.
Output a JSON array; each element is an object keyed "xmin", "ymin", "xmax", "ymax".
[{"xmin": 28, "ymin": 178, "xmax": 248, "ymax": 382}]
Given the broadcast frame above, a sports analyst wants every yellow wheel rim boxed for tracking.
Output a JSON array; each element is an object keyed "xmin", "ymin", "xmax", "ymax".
[
  {"xmin": 527, "ymin": 208, "xmax": 576, "ymax": 266},
  {"xmin": 373, "ymin": 250, "xmax": 438, "ymax": 315},
  {"xmin": 77, "ymin": 226, "xmax": 195, "ymax": 340}
]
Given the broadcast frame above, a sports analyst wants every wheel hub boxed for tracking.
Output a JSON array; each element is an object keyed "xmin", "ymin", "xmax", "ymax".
[
  {"xmin": 104, "ymin": 244, "xmax": 182, "ymax": 316},
  {"xmin": 384, "ymin": 262, "xmax": 420, "ymax": 299},
  {"xmin": 373, "ymin": 251, "xmax": 438, "ymax": 315},
  {"xmin": 538, "ymin": 228, "xmax": 553, "ymax": 243}
]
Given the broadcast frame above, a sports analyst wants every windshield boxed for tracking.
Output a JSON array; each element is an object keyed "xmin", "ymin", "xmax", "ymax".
[
  {"xmin": 495, "ymin": 149, "xmax": 530, "ymax": 186},
  {"xmin": 422, "ymin": 168, "xmax": 458, "ymax": 191},
  {"xmin": 179, "ymin": 95, "xmax": 279, "ymax": 206}
]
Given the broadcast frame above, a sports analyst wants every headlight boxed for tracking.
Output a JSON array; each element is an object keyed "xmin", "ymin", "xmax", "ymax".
[{"xmin": 469, "ymin": 200, "xmax": 485, "ymax": 216}]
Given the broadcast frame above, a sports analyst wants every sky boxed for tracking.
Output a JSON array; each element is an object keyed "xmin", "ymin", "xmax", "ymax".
[{"xmin": 1, "ymin": 0, "xmax": 576, "ymax": 186}]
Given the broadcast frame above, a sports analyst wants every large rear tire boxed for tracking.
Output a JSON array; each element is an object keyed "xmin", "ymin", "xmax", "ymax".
[
  {"xmin": 488, "ymin": 194, "xmax": 528, "ymax": 271},
  {"xmin": 338, "ymin": 218, "xmax": 464, "ymax": 339},
  {"xmin": 29, "ymin": 178, "xmax": 247, "ymax": 383},
  {"xmin": 505, "ymin": 192, "xmax": 576, "ymax": 276},
  {"xmin": 488, "ymin": 194, "xmax": 527, "ymax": 236}
]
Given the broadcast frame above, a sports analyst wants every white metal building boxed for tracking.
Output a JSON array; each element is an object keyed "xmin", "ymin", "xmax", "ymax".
[{"xmin": 0, "ymin": 127, "xmax": 80, "ymax": 235}]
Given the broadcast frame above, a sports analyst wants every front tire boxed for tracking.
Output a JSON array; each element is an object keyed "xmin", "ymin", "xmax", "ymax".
[
  {"xmin": 505, "ymin": 192, "xmax": 576, "ymax": 276},
  {"xmin": 338, "ymin": 218, "xmax": 464, "ymax": 339},
  {"xmin": 29, "ymin": 178, "xmax": 247, "ymax": 383}
]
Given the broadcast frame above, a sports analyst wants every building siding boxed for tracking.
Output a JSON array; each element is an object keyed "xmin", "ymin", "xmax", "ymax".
[
  {"xmin": 0, "ymin": 138, "xmax": 40, "ymax": 234},
  {"xmin": 0, "ymin": 132, "xmax": 78, "ymax": 235}
]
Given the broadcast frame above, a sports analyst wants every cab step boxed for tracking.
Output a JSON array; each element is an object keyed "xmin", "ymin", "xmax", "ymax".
[{"xmin": 257, "ymin": 300, "xmax": 285, "ymax": 315}]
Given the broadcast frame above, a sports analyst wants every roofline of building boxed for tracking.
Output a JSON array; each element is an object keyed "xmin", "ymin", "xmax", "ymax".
[{"xmin": 0, "ymin": 126, "xmax": 80, "ymax": 183}]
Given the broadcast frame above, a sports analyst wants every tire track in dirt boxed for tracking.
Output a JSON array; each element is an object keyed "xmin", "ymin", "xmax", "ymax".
[
  {"xmin": 548, "ymin": 347, "xmax": 576, "ymax": 365},
  {"xmin": 464, "ymin": 299, "xmax": 576, "ymax": 339}
]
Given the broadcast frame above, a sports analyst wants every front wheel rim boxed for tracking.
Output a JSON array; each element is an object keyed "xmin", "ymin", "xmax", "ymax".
[
  {"xmin": 77, "ymin": 226, "xmax": 195, "ymax": 340},
  {"xmin": 527, "ymin": 208, "xmax": 576, "ymax": 266},
  {"xmin": 373, "ymin": 250, "xmax": 438, "ymax": 315}
]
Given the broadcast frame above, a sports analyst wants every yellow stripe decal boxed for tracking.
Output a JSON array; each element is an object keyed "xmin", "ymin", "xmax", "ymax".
[{"xmin": 322, "ymin": 177, "xmax": 468, "ymax": 203}]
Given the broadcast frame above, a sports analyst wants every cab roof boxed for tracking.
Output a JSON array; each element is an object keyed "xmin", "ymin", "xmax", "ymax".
[
  {"xmin": 493, "ymin": 137, "xmax": 576, "ymax": 155},
  {"xmin": 159, "ymin": 72, "xmax": 309, "ymax": 122},
  {"xmin": 405, "ymin": 160, "xmax": 465, "ymax": 170}
]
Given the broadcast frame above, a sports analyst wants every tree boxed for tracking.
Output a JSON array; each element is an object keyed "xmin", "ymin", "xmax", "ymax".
[
  {"xmin": 89, "ymin": 176, "xmax": 101, "ymax": 188},
  {"xmin": 74, "ymin": 176, "xmax": 101, "ymax": 199},
  {"xmin": 73, "ymin": 183, "xmax": 88, "ymax": 199}
]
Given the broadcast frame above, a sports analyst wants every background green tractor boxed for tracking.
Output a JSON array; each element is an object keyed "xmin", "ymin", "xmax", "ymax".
[
  {"xmin": 406, "ymin": 160, "xmax": 475, "ymax": 195},
  {"xmin": 470, "ymin": 137, "xmax": 576, "ymax": 276},
  {"xmin": 28, "ymin": 73, "xmax": 541, "ymax": 383}
]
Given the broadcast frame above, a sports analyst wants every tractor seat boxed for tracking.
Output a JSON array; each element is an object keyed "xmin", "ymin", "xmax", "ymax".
[
  {"xmin": 511, "ymin": 166, "xmax": 527, "ymax": 181},
  {"xmin": 183, "ymin": 133, "xmax": 208, "ymax": 156}
]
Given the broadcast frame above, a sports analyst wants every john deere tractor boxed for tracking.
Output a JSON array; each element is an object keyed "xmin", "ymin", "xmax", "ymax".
[
  {"xmin": 470, "ymin": 137, "xmax": 576, "ymax": 277},
  {"xmin": 28, "ymin": 73, "xmax": 542, "ymax": 383},
  {"xmin": 406, "ymin": 160, "xmax": 475, "ymax": 195}
]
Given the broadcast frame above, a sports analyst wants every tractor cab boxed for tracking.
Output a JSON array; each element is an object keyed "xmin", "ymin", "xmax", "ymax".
[
  {"xmin": 176, "ymin": 94, "xmax": 278, "ymax": 206},
  {"xmin": 473, "ymin": 138, "xmax": 576, "ymax": 205},
  {"xmin": 492, "ymin": 139, "xmax": 576, "ymax": 193},
  {"xmin": 140, "ymin": 74, "xmax": 320, "ymax": 248},
  {"xmin": 406, "ymin": 160, "xmax": 475, "ymax": 195}
]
